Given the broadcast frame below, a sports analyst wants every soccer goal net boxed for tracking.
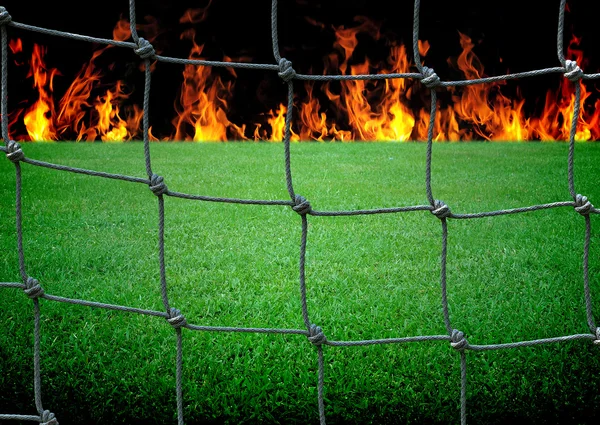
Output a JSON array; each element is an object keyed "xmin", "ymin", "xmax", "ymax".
[{"xmin": 0, "ymin": 0, "xmax": 598, "ymax": 424}]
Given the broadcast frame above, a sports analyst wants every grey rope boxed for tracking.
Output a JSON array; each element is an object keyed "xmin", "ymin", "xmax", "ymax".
[
  {"xmin": 270, "ymin": 0, "xmax": 282, "ymax": 63},
  {"xmin": 449, "ymin": 201, "xmax": 578, "ymax": 219},
  {"xmin": 467, "ymin": 333, "xmax": 598, "ymax": 351},
  {"xmin": 0, "ymin": 415, "xmax": 44, "ymax": 422},
  {"xmin": 135, "ymin": 38, "xmax": 156, "ymax": 60},
  {"xmin": 127, "ymin": 0, "xmax": 141, "ymax": 44},
  {"xmin": 439, "ymin": 219, "xmax": 453, "ymax": 334},
  {"xmin": 294, "ymin": 71, "xmax": 423, "ymax": 81},
  {"xmin": 157, "ymin": 196, "xmax": 170, "ymax": 312},
  {"xmin": 317, "ymin": 346, "xmax": 326, "ymax": 425},
  {"xmin": 269, "ymin": 0, "xmax": 296, "ymax": 202},
  {"xmin": 439, "ymin": 67, "xmax": 569, "ymax": 87},
  {"xmin": 582, "ymin": 216, "xmax": 595, "ymax": 332},
  {"xmin": 568, "ymin": 83, "xmax": 581, "ymax": 199},
  {"xmin": 310, "ymin": 205, "xmax": 432, "ymax": 216},
  {"xmin": 0, "ymin": 282, "xmax": 27, "ymax": 288},
  {"xmin": 557, "ymin": 0, "xmax": 567, "ymax": 67},
  {"xmin": 142, "ymin": 51, "xmax": 154, "ymax": 178},
  {"xmin": 15, "ymin": 159, "xmax": 26, "ymax": 281},
  {"xmin": 167, "ymin": 191, "xmax": 293, "ymax": 206},
  {"xmin": 127, "ymin": 0, "xmax": 154, "ymax": 181},
  {"xmin": 19, "ymin": 155, "xmax": 149, "ymax": 183},
  {"xmin": 412, "ymin": 0, "xmax": 424, "ymax": 73},
  {"xmin": 33, "ymin": 299, "xmax": 44, "ymax": 415},
  {"xmin": 175, "ymin": 327, "xmax": 184, "ymax": 425},
  {"xmin": 1, "ymin": 6, "xmax": 9, "ymax": 144},
  {"xmin": 1, "ymin": 0, "xmax": 599, "ymax": 424},
  {"xmin": 8, "ymin": 21, "xmax": 136, "ymax": 48},
  {"xmin": 157, "ymin": 55, "xmax": 279, "ymax": 70},
  {"xmin": 425, "ymin": 91, "xmax": 436, "ymax": 205},
  {"xmin": 283, "ymin": 80, "xmax": 296, "ymax": 200},
  {"xmin": 0, "ymin": 411, "xmax": 57, "ymax": 425},
  {"xmin": 298, "ymin": 215, "xmax": 311, "ymax": 329},
  {"xmin": 460, "ymin": 352, "xmax": 467, "ymax": 425}
]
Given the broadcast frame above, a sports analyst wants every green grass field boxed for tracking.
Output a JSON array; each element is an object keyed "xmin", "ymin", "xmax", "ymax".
[{"xmin": 1, "ymin": 141, "xmax": 599, "ymax": 425}]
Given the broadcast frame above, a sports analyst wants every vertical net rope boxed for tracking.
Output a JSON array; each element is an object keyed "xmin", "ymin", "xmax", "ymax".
[{"xmin": 0, "ymin": 0, "xmax": 599, "ymax": 424}]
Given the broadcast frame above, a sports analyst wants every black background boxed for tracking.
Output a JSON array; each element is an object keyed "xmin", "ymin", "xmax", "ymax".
[{"xmin": 3, "ymin": 0, "xmax": 599, "ymax": 140}]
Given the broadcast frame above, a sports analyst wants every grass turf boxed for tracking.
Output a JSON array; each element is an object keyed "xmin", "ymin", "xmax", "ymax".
[{"xmin": 0, "ymin": 141, "xmax": 599, "ymax": 425}]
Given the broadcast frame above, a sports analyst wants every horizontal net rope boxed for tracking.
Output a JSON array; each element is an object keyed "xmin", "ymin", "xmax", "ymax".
[{"xmin": 0, "ymin": 0, "xmax": 598, "ymax": 424}]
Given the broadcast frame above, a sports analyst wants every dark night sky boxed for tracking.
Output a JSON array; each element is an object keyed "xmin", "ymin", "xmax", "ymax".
[{"xmin": 3, "ymin": 0, "xmax": 599, "ymax": 139}]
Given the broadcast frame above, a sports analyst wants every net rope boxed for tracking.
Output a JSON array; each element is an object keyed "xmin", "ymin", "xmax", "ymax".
[{"xmin": 0, "ymin": 0, "xmax": 599, "ymax": 424}]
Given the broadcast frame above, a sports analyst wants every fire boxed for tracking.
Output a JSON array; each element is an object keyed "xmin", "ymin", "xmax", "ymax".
[
  {"xmin": 94, "ymin": 81, "xmax": 142, "ymax": 142},
  {"xmin": 169, "ymin": 4, "xmax": 249, "ymax": 142},
  {"xmin": 9, "ymin": 19, "xmax": 149, "ymax": 142},
  {"xmin": 23, "ymin": 44, "xmax": 58, "ymax": 142},
  {"xmin": 532, "ymin": 35, "xmax": 600, "ymax": 141},
  {"xmin": 8, "ymin": 38, "xmax": 22, "ymax": 54},
  {"xmin": 267, "ymin": 105, "xmax": 288, "ymax": 142},
  {"xmin": 442, "ymin": 32, "xmax": 531, "ymax": 141},
  {"xmin": 288, "ymin": 19, "xmax": 416, "ymax": 142},
  {"xmin": 6, "ymin": 11, "xmax": 600, "ymax": 142},
  {"xmin": 272, "ymin": 21, "xmax": 596, "ymax": 142},
  {"xmin": 265, "ymin": 105, "xmax": 300, "ymax": 142},
  {"xmin": 336, "ymin": 54, "xmax": 415, "ymax": 141},
  {"xmin": 55, "ymin": 49, "xmax": 104, "ymax": 141},
  {"xmin": 427, "ymin": 32, "xmax": 599, "ymax": 142},
  {"xmin": 172, "ymin": 30, "xmax": 247, "ymax": 142}
]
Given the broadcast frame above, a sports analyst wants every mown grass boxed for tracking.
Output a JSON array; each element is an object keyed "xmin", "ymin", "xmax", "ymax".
[{"xmin": 0, "ymin": 141, "xmax": 599, "ymax": 425}]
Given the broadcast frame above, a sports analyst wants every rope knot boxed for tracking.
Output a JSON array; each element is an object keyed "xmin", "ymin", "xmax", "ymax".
[
  {"xmin": 574, "ymin": 194, "xmax": 593, "ymax": 215},
  {"xmin": 421, "ymin": 66, "xmax": 441, "ymax": 88},
  {"xmin": 149, "ymin": 174, "xmax": 168, "ymax": 196},
  {"xmin": 134, "ymin": 38, "xmax": 156, "ymax": 60},
  {"xmin": 24, "ymin": 277, "xmax": 45, "ymax": 299},
  {"xmin": 564, "ymin": 60, "xmax": 583, "ymax": 82},
  {"xmin": 167, "ymin": 308, "xmax": 187, "ymax": 329},
  {"xmin": 450, "ymin": 329, "xmax": 468, "ymax": 351},
  {"xmin": 292, "ymin": 195, "xmax": 312, "ymax": 215},
  {"xmin": 6, "ymin": 140, "xmax": 24, "ymax": 163},
  {"xmin": 594, "ymin": 328, "xmax": 600, "ymax": 346},
  {"xmin": 0, "ymin": 7, "xmax": 12, "ymax": 26},
  {"xmin": 308, "ymin": 324, "xmax": 328, "ymax": 346},
  {"xmin": 278, "ymin": 58, "xmax": 296, "ymax": 82},
  {"xmin": 431, "ymin": 200, "xmax": 451, "ymax": 219},
  {"xmin": 40, "ymin": 409, "xmax": 58, "ymax": 425}
]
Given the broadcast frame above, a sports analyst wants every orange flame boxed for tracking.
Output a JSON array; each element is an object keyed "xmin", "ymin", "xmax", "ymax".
[
  {"xmin": 532, "ymin": 35, "xmax": 600, "ymax": 141},
  {"xmin": 441, "ymin": 32, "xmax": 530, "ymax": 141},
  {"xmin": 8, "ymin": 38, "xmax": 22, "ymax": 54},
  {"xmin": 14, "ymin": 18, "xmax": 153, "ymax": 142},
  {"xmin": 264, "ymin": 104, "xmax": 300, "ymax": 142},
  {"xmin": 180, "ymin": 1, "xmax": 213, "ymax": 24},
  {"xmin": 286, "ymin": 17, "xmax": 418, "ymax": 142},
  {"xmin": 8, "ymin": 12, "xmax": 600, "ymax": 142},
  {"xmin": 55, "ymin": 49, "xmax": 104, "ymax": 141},
  {"xmin": 171, "ymin": 28, "xmax": 247, "ymax": 142},
  {"xmin": 94, "ymin": 81, "xmax": 143, "ymax": 142},
  {"xmin": 319, "ymin": 19, "xmax": 415, "ymax": 141},
  {"xmin": 23, "ymin": 44, "xmax": 58, "ymax": 142}
]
